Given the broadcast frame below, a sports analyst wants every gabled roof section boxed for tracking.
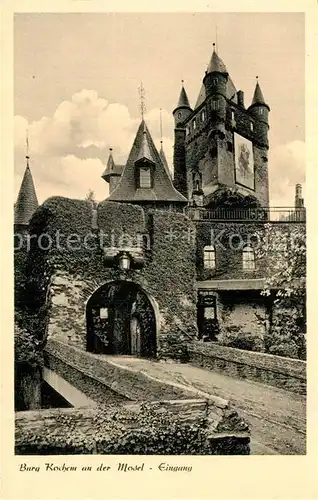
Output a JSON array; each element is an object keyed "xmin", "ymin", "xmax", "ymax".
[
  {"xmin": 135, "ymin": 125, "xmax": 156, "ymax": 164},
  {"xmin": 14, "ymin": 165, "xmax": 39, "ymax": 225},
  {"xmin": 107, "ymin": 121, "xmax": 187, "ymax": 203}
]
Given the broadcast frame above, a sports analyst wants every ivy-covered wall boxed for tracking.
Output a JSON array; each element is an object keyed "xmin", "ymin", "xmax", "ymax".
[{"xmin": 17, "ymin": 198, "xmax": 197, "ymax": 360}]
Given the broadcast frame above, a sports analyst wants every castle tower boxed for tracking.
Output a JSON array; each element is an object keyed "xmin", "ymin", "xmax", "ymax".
[
  {"xmin": 173, "ymin": 82, "xmax": 192, "ymax": 198},
  {"xmin": 172, "ymin": 45, "xmax": 270, "ymax": 208},
  {"xmin": 14, "ymin": 156, "xmax": 38, "ymax": 233}
]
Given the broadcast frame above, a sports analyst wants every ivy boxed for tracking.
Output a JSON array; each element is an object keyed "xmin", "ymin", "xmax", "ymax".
[{"xmin": 16, "ymin": 404, "xmax": 217, "ymax": 455}]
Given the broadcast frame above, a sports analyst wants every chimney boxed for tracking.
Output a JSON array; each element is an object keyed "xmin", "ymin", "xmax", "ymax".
[
  {"xmin": 237, "ymin": 90, "xmax": 245, "ymax": 108},
  {"xmin": 295, "ymin": 183, "xmax": 304, "ymax": 208}
]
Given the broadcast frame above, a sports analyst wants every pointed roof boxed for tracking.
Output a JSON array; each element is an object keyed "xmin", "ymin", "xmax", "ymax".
[
  {"xmin": 206, "ymin": 47, "xmax": 228, "ymax": 74},
  {"xmin": 14, "ymin": 164, "xmax": 38, "ymax": 225},
  {"xmin": 102, "ymin": 149, "xmax": 123, "ymax": 181},
  {"xmin": 176, "ymin": 84, "xmax": 191, "ymax": 109},
  {"xmin": 106, "ymin": 121, "xmax": 187, "ymax": 203},
  {"xmin": 251, "ymin": 80, "xmax": 266, "ymax": 106}
]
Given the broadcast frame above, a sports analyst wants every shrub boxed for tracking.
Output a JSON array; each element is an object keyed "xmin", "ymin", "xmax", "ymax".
[{"xmin": 16, "ymin": 404, "xmax": 217, "ymax": 455}]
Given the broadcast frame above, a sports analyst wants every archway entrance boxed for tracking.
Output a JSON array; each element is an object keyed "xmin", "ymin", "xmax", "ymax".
[{"xmin": 86, "ymin": 281, "xmax": 157, "ymax": 357}]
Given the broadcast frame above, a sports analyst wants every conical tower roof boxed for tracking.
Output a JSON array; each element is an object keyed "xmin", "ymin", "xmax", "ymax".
[
  {"xmin": 102, "ymin": 149, "xmax": 124, "ymax": 181},
  {"xmin": 207, "ymin": 46, "xmax": 228, "ymax": 74},
  {"xmin": 251, "ymin": 80, "xmax": 266, "ymax": 105},
  {"xmin": 176, "ymin": 84, "xmax": 191, "ymax": 109},
  {"xmin": 14, "ymin": 164, "xmax": 38, "ymax": 225}
]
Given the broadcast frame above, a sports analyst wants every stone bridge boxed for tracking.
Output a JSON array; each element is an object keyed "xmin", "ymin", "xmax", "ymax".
[{"xmin": 16, "ymin": 338, "xmax": 306, "ymax": 456}]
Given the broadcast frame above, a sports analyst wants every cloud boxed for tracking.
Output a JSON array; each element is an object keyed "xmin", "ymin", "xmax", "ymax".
[
  {"xmin": 269, "ymin": 140, "xmax": 306, "ymax": 206},
  {"xmin": 14, "ymin": 90, "xmax": 175, "ymax": 203}
]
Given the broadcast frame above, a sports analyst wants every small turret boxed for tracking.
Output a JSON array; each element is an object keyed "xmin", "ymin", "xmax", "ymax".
[
  {"xmin": 173, "ymin": 81, "xmax": 192, "ymax": 126},
  {"xmin": 102, "ymin": 149, "xmax": 123, "ymax": 194}
]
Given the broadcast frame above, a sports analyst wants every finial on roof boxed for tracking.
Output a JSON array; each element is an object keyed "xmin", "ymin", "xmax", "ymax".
[
  {"xmin": 213, "ymin": 42, "xmax": 216, "ymax": 51},
  {"xmin": 138, "ymin": 81, "xmax": 146, "ymax": 121},
  {"xmin": 26, "ymin": 128, "xmax": 30, "ymax": 167},
  {"xmin": 251, "ymin": 77, "xmax": 267, "ymax": 106}
]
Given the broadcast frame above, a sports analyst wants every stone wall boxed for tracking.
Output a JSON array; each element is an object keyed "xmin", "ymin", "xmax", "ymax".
[{"xmin": 187, "ymin": 341, "xmax": 306, "ymax": 394}]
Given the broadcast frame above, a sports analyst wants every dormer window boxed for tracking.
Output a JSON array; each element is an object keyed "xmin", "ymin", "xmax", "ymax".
[
  {"xmin": 193, "ymin": 118, "xmax": 197, "ymax": 130},
  {"xmin": 139, "ymin": 165, "xmax": 152, "ymax": 188}
]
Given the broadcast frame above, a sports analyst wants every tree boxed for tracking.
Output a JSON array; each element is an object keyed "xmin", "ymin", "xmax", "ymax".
[{"xmin": 85, "ymin": 189, "xmax": 96, "ymax": 203}]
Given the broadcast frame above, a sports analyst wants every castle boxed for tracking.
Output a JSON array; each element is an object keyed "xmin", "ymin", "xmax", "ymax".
[{"xmin": 14, "ymin": 45, "xmax": 306, "ymax": 359}]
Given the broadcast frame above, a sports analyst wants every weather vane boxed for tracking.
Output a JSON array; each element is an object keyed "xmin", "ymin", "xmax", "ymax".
[
  {"xmin": 138, "ymin": 81, "xmax": 146, "ymax": 120},
  {"xmin": 26, "ymin": 128, "xmax": 30, "ymax": 166}
]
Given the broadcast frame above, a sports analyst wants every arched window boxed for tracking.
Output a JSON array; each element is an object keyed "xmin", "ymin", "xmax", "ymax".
[
  {"xmin": 204, "ymin": 246, "xmax": 216, "ymax": 269},
  {"xmin": 242, "ymin": 245, "xmax": 255, "ymax": 270}
]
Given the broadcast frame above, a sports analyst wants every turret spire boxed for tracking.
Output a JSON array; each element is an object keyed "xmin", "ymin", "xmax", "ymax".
[
  {"xmin": 14, "ymin": 140, "xmax": 38, "ymax": 226},
  {"xmin": 206, "ymin": 44, "xmax": 228, "ymax": 74},
  {"xmin": 251, "ymin": 77, "xmax": 266, "ymax": 106},
  {"xmin": 136, "ymin": 122, "xmax": 156, "ymax": 164}
]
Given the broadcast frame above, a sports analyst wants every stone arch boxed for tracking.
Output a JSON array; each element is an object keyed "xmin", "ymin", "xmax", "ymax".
[{"xmin": 85, "ymin": 280, "xmax": 158, "ymax": 358}]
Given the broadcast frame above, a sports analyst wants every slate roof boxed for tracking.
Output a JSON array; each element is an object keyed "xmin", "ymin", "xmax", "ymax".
[
  {"xmin": 159, "ymin": 143, "xmax": 169, "ymax": 172},
  {"xmin": 106, "ymin": 121, "xmax": 187, "ymax": 203},
  {"xmin": 251, "ymin": 81, "xmax": 266, "ymax": 106},
  {"xmin": 14, "ymin": 165, "xmax": 39, "ymax": 225},
  {"xmin": 176, "ymin": 85, "xmax": 191, "ymax": 109}
]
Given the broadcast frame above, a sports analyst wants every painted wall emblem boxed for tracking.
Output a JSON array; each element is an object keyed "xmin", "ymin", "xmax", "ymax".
[{"xmin": 234, "ymin": 133, "xmax": 255, "ymax": 190}]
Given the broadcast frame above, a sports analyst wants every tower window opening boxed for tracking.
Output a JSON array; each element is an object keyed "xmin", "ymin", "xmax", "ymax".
[
  {"xmin": 212, "ymin": 78, "xmax": 218, "ymax": 86},
  {"xmin": 139, "ymin": 166, "xmax": 152, "ymax": 188},
  {"xmin": 193, "ymin": 119, "xmax": 197, "ymax": 130},
  {"xmin": 231, "ymin": 110, "xmax": 235, "ymax": 120},
  {"xmin": 204, "ymin": 246, "xmax": 216, "ymax": 269},
  {"xmin": 250, "ymin": 122, "xmax": 254, "ymax": 131},
  {"xmin": 212, "ymin": 100, "xmax": 219, "ymax": 111},
  {"xmin": 201, "ymin": 110, "xmax": 206, "ymax": 122},
  {"xmin": 259, "ymin": 108, "xmax": 264, "ymax": 115},
  {"xmin": 242, "ymin": 245, "xmax": 255, "ymax": 271},
  {"xmin": 227, "ymin": 141, "xmax": 233, "ymax": 152},
  {"xmin": 100, "ymin": 308, "xmax": 108, "ymax": 319}
]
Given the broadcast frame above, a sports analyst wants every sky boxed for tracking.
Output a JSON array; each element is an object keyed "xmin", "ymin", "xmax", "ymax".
[{"xmin": 14, "ymin": 12, "xmax": 305, "ymax": 206}]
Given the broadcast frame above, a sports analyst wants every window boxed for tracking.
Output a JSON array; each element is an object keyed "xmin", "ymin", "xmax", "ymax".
[
  {"xmin": 211, "ymin": 100, "xmax": 219, "ymax": 111},
  {"xmin": 201, "ymin": 110, "xmax": 206, "ymax": 122},
  {"xmin": 242, "ymin": 246, "xmax": 255, "ymax": 270},
  {"xmin": 250, "ymin": 122, "xmax": 254, "ymax": 131},
  {"xmin": 231, "ymin": 110, "xmax": 235, "ymax": 121},
  {"xmin": 186, "ymin": 126, "xmax": 190, "ymax": 135},
  {"xmin": 100, "ymin": 308, "xmax": 108, "ymax": 319},
  {"xmin": 193, "ymin": 118, "xmax": 196, "ymax": 130},
  {"xmin": 139, "ymin": 166, "xmax": 151, "ymax": 188},
  {"xmin": 212, "ymin": 78, "xmax": 218, "ymax": 85},
  {"xmin": 204, "ymin": 246, "xmax": 216, "ymax": 269},
  {"xmin": 259, "ymin": 108, "xmax": 264, "ymax": 115}
]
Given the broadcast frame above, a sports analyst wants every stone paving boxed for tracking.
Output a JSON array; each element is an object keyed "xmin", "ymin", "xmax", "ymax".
[{"xmin": 107, "ymin": 355, "xmax": 306, "ymax": 455}]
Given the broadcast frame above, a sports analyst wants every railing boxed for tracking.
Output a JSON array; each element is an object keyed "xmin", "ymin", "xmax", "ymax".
[{"xmin": 186, "ymin": 206, "xmax": 306, "ymax": 223}]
